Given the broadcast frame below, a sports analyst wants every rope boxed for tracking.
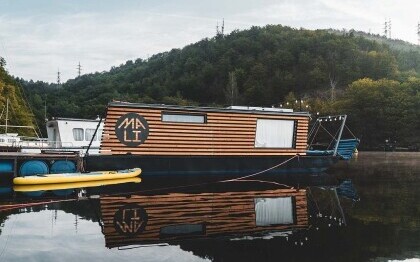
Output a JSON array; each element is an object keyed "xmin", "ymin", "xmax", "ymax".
[
  {"xmin": 99, "ymin": 154, "xmax": 300, "ymax": 196},
  {"xmin": 220, "ymin": 179, "xmax": 294, "ymax": 188},
  {"xmin": 319, "ymin": 123, "xmax": 336, "ymax": 140},
  {"xmin": 327, "ymin": 128, "xmax": 341, "ymax": 150},
  {"xmin": 308, "ymin": 124, "xmax": 321, "ymax": 148},
  {"xmin": 345, "ymin": 125, "xmax": 357, "ymax": 139},
  {"xmin": 221, "ymin": 154, "xmax": 299, "ymax": 183}
]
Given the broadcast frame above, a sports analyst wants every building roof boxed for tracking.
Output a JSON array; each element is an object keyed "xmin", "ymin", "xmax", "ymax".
[{"xmin": 108, "ymin": 101, "xmax": 311, "ymax": 117}]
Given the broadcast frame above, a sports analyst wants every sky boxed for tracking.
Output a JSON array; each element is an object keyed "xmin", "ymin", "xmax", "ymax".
[{"xmin": 0, "ymin": 0, "xmax": 419, "ymax": 83}]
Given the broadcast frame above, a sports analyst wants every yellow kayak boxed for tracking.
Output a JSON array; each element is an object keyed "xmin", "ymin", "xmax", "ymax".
[
  {"xmin": 13, "ymin": 177, "xmax": 141, "ymax": 192},
  {"xmin": 13, "ymin": 168, "xmax": 141, "ymax": 185}
]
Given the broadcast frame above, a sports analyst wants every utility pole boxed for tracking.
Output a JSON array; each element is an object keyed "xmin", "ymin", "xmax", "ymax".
[
  {"xmin": 221, "ymin": 18, "xmax": 225, "ymax": 35},
  {"xmin": 388, "ymin": 18, "xmax": 392, "ymax": 38},
  {"xmin": 216, "ymin": 19, "xmax": 225, "ymax": 37},
  {"xmin": 417, "ymin": 22, "xmax": 420, "ymax": 45},
  {"xmin": 383, "ymin": 19, "xmax": 388, "ymax": 38},
  {"xmin": 77, "ymin": 62, "xmax": 82, "ymax": 77},
  {"xmin": 57, "ymin": 69, "xmax": 61, "ymax": 87}
]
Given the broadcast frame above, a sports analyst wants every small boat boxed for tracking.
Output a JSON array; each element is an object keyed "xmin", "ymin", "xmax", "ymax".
[
  {"xmin": 13, "ymin": 168, "xmax": 141, "ymax": 185},
  {"xmin": 13, "ymin": 177, "xmax": 141, "ymax": 192}
]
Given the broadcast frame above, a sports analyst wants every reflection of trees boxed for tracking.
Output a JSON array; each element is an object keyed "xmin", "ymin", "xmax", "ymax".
[{"xmin": 0, "ymin": 199, "xmax": 101, "ymax": 236}]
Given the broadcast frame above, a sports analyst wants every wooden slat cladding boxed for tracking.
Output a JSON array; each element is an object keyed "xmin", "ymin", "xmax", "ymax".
[
  {"xmin": 100, "ymin": 105, "xmax": 309, "ymax": 156},
  {"xmin": 100, "ymin": 189, "xmax": 308, "ymax": 248}
]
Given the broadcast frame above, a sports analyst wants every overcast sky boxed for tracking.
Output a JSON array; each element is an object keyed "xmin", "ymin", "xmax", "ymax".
[{"xmin": 0, "ymin": 0, "xmax": 419, "ymax": 83}]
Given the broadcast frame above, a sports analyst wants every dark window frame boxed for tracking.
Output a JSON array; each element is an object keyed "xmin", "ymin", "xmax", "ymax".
[{"xmin": 254, "ymin": 119, "xmax": 297, "ymax": 149}]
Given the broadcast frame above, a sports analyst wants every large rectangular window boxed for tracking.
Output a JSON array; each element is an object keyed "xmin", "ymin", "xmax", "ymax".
[
  {"xmin": 254, "ymin": 197, "xmax": 294, "ymax": 226},
  {"xmin": 255, "ymin": 119, "xmax": 295, "ymax": 148},
  {"xmin": 162, "ymin": 112, "xmax": 206, "ymax": 124}
]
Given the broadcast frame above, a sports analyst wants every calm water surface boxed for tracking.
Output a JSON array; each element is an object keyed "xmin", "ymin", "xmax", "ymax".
[{"xmin": 0, "ymin": 152, "xmax": 419, "ymax": 262}]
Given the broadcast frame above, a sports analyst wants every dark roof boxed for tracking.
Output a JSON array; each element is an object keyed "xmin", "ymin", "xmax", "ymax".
[{"xmin": 108, "ymin": 101, "xmax": 311, "ymax": 117}]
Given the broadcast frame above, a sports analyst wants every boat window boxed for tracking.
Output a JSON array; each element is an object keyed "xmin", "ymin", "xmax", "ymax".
[
  {"xmin": 254, "ymin": 197, "xmax": 295, "ymax": 226},
  {"xmin": 162, "ymin": 112, "xmax": 206, "ymax": 124},
  {"xmin": 95, "ymin": 129, "xmax": 103, "ymax": 140},
  {"xmin": 0, "ymin": 138, "xmax": 4, "ymax": 142},
  {"xmin": 255, "ymin": 119, "xmax": 295, "ymax": 148},
  {"xmin": 85, "ymin": 128, "xmax": 96, "ymax": 141},
  {"xmin": 8, "ymin": 139, "xmax": 16, "ymax": 143},
  {"xmin": 72, "ymin": 128, "xmax": 84, "ymax": 141}
]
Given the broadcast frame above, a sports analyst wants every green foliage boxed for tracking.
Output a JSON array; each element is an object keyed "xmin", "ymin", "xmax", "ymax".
[
  {"xmin": 16, "ymin": 25, "xmax": 420, "ymax": 146},
  {"xmin": 0, "ymin": 58, "xmax": 36, "ymax": 136},
  {"xmin": 329, "ymin": 78, "xmax": 420, "ymax": 148}
]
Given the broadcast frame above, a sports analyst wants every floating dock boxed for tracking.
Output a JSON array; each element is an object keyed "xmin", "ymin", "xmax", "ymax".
[{"xmin": 0, "ymin": 151, "xmax": 82, "ymax": 179}]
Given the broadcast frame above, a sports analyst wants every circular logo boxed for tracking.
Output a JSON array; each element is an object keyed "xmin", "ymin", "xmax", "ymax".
[
  {"xmin": 113, "ymin": 203, "xmax": 148, "ymax": 237},
  {"xmin": 115, "ymin": 113, "xmax": 149, "ymax": 147}
]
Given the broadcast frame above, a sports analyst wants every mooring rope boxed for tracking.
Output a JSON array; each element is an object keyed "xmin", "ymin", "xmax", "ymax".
[
  {"xmin": 98, "ymin": 154, "xmax": 300, "ymax": 196},
  {"xmin": 221, "ymin": 154, "xmax": 300, "ymax": 183}
]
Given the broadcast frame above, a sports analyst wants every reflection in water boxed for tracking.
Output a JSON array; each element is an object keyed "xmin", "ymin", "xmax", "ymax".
[
  {"xmin": 0, "ymin": 152, "xmax": 419, "ymax": 261},
  {"xmin": 101, "ymin": 188, "xmax": 310, "ymax": 248}
]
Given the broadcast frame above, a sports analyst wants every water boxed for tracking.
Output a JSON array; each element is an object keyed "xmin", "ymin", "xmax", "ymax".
[{"xmin": 0, "ymin": 152, "xmax": 419, "ymax": 262}]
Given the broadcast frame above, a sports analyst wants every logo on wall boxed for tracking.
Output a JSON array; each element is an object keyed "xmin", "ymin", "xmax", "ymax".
[
  {"xmin": 113, "ymin": 203, "xmax": 148, "ymax": 237},
  {"xmin": 115, "ymin": 113, "xmax": 149, "ymax": 146}
]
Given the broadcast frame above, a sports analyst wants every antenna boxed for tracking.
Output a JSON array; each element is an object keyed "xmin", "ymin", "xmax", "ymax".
[
  {"xmin": 388, "ymin": 18, "xmax": 391, "ymax": 38},
  {"xmin": 383, "ymin": 19, "xmax": 388, "ymax": 37},
  {"xmin": 44, "ymin": 96, "xmax": 47, "ymax": 122},
  {"xmin": 77, "ymin": 62, "xmax": 82, "ymax": 77},
  {"xmin": 221, "ymin": 18, "xmax": 225, "ymax": 35},
  {"xmin": 57, "ymin": 69, "xmax": 61, "ymax": 87},
  {"xmin": 216, "ymin": 19, "xmax": 225, "ymax": 37}
]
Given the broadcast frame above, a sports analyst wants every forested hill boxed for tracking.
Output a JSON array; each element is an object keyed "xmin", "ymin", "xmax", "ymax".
[
  {"xmin": 20, "ymin": 25, "xmax": 417, "ymax": 116},
  {"xmin": 0, "ymin": 57, "xmax": 36, "ymax": 136},
  {"xmin": 18, "ymin": 25, "xmax": 420, "ymax": 148}
]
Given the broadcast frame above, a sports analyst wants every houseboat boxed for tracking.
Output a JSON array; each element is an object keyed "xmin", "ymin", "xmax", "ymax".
[
  {"xmin": 85, "ymin": 101, "xmax": 359, "ymax": 176},
  {"xmin": 45, "ymin": 117, "xmax": 103, "ymax": 154},
  {"xmin": 0, "ymin": 117, "xmax": 103, "ymax": 179}
]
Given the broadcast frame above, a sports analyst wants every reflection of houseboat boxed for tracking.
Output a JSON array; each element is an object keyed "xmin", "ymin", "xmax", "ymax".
[
  {"xmin": 100, "ymin": 188, "xmax": 308, "ymax": 248},
  {"xmin": 85, "ymin": 102, "xmax": 358, "ymax": 176}
]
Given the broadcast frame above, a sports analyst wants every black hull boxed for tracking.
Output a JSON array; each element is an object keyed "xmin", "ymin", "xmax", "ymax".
[{"xmin": 84, "ymin": 154, "xmax": 340, "ymax": 177}]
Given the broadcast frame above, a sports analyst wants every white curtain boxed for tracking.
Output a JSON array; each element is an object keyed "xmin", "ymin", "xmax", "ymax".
[
  {"xmin": 72, "ymin": 128, "xmax": 84, "ymax": 141},
  {"xmin": 85, "ymin": 128, "xmax": 96, "ymax": 141},
  {"xmin": 255, "ymin": 197, "xmax": 294, "ymax": 226},
  {"xmin": 255, "ymin": 119, "xmax": 294, "ymax": 148}
]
